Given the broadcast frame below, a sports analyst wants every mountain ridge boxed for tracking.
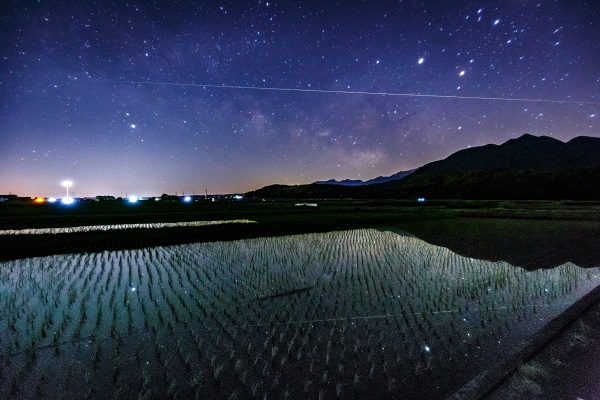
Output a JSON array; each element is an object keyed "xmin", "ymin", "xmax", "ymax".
[
  {"xmin": 246, "ymin": 134, "xmax": 600, "ymax": 200},
  {"xmin": 407, "ymin": 133, "xmax": 600, "ymax": 179},
  {"xmin": 313, "ymin": 169, "xmax": 415, "ymax": 186}
]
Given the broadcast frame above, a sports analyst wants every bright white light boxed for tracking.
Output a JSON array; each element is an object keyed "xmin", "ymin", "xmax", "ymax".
[
  {"xmin": 234, "ymin": 195, "xmax": 243, "ymax": 200},
  {"xmin": 131, "ymin": 124, "xmax": 136, "ymax": 128},
  {"xmin": 128, "ymin": 195, "xmax": 138, "ymax": 203},
  {"xmin": 62, "ymin": 180, "xmax": 73, "ymax": 198},
  {"xmin": 131, "ymin": 287, "xmax": 136, "ymax": 292},
  {"xmin": 48, "ymin": 197, "xmax": 57, "ymax": 203},
  {"xmin": 459, "ymin": 70, "xmax": 466, "ymax": 76},
  {"xmin": 418, "ymin": 58, "xmax": 424, "ymax": 64},
  {"xmin": 61, "ymin": 197, "xmax": 74, "ymax": 205},
  {"xmin": 183, "ymin": 196, "xmax": 192, "ymax": 202},
  {"xmin": 424, "ymin": 345, "xmax": 431, "ymax": 352}
]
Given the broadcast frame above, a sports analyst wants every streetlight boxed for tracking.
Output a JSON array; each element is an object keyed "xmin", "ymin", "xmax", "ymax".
[{"xmin": 62, "ymin": 180, "xmax": 73, "ymax": 198}]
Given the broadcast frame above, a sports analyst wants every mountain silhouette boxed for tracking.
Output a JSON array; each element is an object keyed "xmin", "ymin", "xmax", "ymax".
[
  {"xmin": 408, "ymin": 134, "xmax": 600, "ymax": 178},
  {"xmin": 246, "ymin": 134, "xmax": 600, "ymax": 200},
  {"xmin": 313, "ymin": 169, "xmax": 415, "ymax": 186}
]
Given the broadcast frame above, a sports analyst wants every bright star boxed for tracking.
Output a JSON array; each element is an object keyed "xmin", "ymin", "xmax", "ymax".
[
  {"xmin": 459, "ymin": 70, "xmax": 466, "ymax": 76},
  {"xmin": 418, "ymin": 58, "xmax": 424, "ymax": 64},
  {"xmin": 131, "ymin": 124, "xmax": 136, "ymax": 128},
  {"xmin": 493, "ymin": 19, "xmax": 500, "ymax": 25}
]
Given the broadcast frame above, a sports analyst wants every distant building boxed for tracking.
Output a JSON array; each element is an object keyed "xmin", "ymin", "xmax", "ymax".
[{"xmin": 96, "ymin": 195, "xmax": 116, "ymax": 201}]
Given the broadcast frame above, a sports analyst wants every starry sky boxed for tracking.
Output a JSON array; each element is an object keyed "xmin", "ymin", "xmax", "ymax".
[{"xmin": 1, "ymin": 1, "xmax": 599, "ymax": 197}]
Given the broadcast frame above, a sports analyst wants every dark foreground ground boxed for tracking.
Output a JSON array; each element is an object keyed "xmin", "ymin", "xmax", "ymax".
[
  {"xmin": 2, "ymin": 198, "xmax": 600, "ymax": 263},
  {"xmin": 0, "ymin": 198, "xmax": 454, "ymax": 260},
  {"xmin": 485, "ymin": 298, "xmax": 600, "ymax": 400}
]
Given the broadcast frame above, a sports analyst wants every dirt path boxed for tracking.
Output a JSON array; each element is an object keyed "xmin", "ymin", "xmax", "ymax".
[{"xmin": 485, "ymin": 300, "xmax": 600, "ymax": 400}]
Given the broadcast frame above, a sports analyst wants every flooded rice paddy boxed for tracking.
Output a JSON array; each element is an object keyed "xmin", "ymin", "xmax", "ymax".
[{"xmin": 1, "ymin": 228, "xmax": 599, "ymax": 399}]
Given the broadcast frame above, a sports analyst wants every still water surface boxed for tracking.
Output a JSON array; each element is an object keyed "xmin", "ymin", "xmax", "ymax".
[{"xmin": 1, "ymin": 227, "xmax": 599, "ymax": 399}]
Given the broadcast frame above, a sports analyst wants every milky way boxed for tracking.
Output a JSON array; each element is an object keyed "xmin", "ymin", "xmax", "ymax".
[{"xmin": 1, "ymin": 1, "xmax": 598, "ymax": 196}]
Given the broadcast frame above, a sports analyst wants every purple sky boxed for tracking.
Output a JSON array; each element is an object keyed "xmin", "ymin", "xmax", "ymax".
[{"xmin": 1, "ymin": 1, "xmax": 598, "ymax": 197}]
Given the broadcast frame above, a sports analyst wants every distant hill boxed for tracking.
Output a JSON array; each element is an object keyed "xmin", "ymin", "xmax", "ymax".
[
  {"xmin": 409, "ymin": 134, "xmax": 600, "ymax": 178},
  {"xmin": 313, "ymin": 178, "xmax": 365, "ymax": 186},
  {"xmin": 313, "ymin": 169, "xmax": 415, "ymax": 186},
  {"xmin": 246, "ymin": 134, "xmax": 600, "ymax": 200}
]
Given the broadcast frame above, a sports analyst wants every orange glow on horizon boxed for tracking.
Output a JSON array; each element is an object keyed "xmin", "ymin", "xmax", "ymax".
[{"xmin": 34, "ymin": 197, "xmax": 46, "ymax": 203}]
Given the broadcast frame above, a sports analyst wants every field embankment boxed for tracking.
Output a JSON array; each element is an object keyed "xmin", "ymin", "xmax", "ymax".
[{"xmin": 1, "ymin": 199, "xmax": 599, "ymax": 261}]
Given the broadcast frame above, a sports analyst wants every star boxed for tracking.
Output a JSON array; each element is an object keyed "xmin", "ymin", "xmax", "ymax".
[{"xmin": 1, "ymin": 1, "xmax": 598, "ymax": 197}]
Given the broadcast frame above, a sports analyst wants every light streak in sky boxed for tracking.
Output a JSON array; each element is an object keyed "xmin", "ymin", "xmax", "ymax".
[{"xmin": 102, "ymin": 79, "xmax": 599, "ymax": 105}]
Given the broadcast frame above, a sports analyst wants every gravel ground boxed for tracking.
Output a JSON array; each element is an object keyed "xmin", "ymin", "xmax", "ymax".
[{"xmin": 485, "ymin": 300, "xmax": 600, "ymax": 400}]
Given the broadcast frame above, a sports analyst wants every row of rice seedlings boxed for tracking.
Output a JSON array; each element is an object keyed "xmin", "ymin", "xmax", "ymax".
[
  {"xmin": 2, "ymin": 228, "xmax": 600, "ymax": 399},
  {"xmin": 264, "ymin": 231, "xmax": 600, "ymax": 394},
  {"xmin": 279, "ymin": 231, "xmax": 585, "ymax": 394},
  {"xmin": 222, "ymin": 232, "xmax": 394, "ymax": 395},
  {"xmin": 0, "ymin": 220, "xmax": 257, "ymax": 236},
  {"xmin": 0, "ymin": 249, "xmax": 148, "ymax": 397},
  {"xmin": 130, "ymin": 245, "xmax": 256, "ymax": 397}
]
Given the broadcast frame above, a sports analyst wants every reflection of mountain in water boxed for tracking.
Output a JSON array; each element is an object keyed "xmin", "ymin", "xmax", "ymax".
[
  {"xmin": 1, "ymin": 229, "xmax": 600, "ymax": 399},
  {"xmin": 387, "ymin": 218, "xmax": 600, "ymax": 270}
]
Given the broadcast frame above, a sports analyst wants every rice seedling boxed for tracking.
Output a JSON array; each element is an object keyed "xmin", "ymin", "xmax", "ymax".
[{"xmin": 1, "ymin": 228, "xmax": 599, "ymax": 399}]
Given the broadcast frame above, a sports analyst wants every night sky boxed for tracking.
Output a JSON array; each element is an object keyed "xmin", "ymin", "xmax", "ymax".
[{"xmin": 2, "ymin": 1, "xmax": 599, "ymax": 197}]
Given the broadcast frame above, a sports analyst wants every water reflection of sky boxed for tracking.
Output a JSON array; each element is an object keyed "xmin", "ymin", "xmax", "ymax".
[
  {"xmin": 388, "ymin": 218, "xmax": 600, "ymax": 269},
  {"xmin": 1, "ymin": 228, "xmax": 599, "ymax": 399}
]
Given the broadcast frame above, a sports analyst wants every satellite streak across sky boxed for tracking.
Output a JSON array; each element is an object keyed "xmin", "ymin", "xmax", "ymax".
[
  {"xmin": 106, "ymin": 80, "xmax": 599, "ymax": 105},
  {"xmin": 1, "ymin": 1, "xmax": 598, "ymax": 196}
]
